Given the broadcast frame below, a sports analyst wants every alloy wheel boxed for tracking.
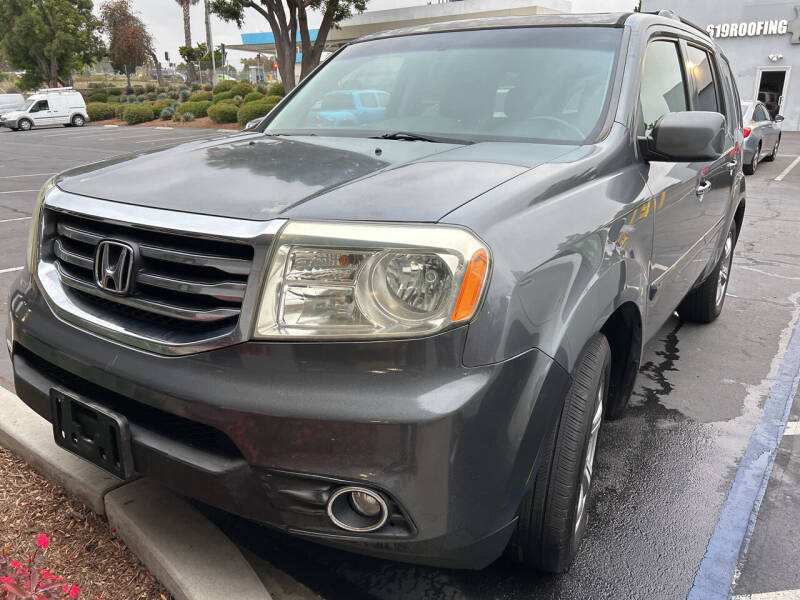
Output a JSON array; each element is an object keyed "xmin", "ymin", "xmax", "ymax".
[
  {"xmin": 715, "ymin": 231, "xmax": 734, "ymax": 308},
  {"xmin": 19, "ymin": 120, "xmax": 30, "ymax": 131},
  {"xmin": 575, "ymin": 380, "xmax": 603, "ymax": 534}
]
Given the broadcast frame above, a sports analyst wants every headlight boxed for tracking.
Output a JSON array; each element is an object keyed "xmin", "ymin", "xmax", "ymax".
[
  {"xmin": 26, "ymin": 176, "xmax": 56, "ymax": 272},
  {"xmin": 253, "ymin": 221, "xmax": 490, "ymax": 339}
]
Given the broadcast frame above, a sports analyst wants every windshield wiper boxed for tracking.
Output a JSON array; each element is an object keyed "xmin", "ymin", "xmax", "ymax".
[{"xmin": 372, "ymin": 131, "xmax": 474, "ymax": 145}]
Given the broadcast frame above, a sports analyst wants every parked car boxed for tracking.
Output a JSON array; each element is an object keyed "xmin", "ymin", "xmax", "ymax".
[
  {"xmin": 306, "ymin": 89, "xmax": 390, "ymax": 127},
  {"xmin": 741, "ymin": 100, "xmax": 783, "ymax": 175},
  {"xmin": 6, "ymin": 11, "xmax": 744, "ymax": 572},
  {"xmin": 0, "ymin": 88, "xmax": 87, "ymax": 131},
  {"xmin": 0, "ymin": 93, "xmax": 25, "ymax": 113}
]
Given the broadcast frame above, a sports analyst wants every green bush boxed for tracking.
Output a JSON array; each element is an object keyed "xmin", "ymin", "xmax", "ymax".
[
  {"xmin": 212, "ymin": 80, "xmax": 235, "ymax": 94},
  {"xmin": 207, "ymin": 102, "xmax": 239, "ymax": 124},
  {"xmin": 160, "ymin": 107, "xmax": 174, "ymax": 120},
  {"xmin": 178, "ymin": 84, "xmax": 188, "ymax": 91},
  {"xmin": 243, "ymin": 92, "xmax": 264, "ymax": 104},
  {"xmin": 170, "ymin": 101, "xmax": 180, "ymax": 110},
  {"xmin": 177, "ymin": 101, "xmax": 212, "ymax": 118},
  {"xmin": 189, "ymin": 91, "xmax": 212, "ymax": 102},
  {"xmin": 114, "ymin": 103, "xmax": 126, "ymax": 118},
  {"xmin": 267, "ymin": 82, "xmax": 284, "ymax": 97},
  {"xmin": 190, "ymin": 82, "xmax": 201, "ymax": 91},
  {"xmin": 168, "ymin": 90, "xmax": 178, "ymax": 99},
  {"xmin": 108, "ymin": 87, "xmax": 123, "ymax": 96},
  {"xmin": 123, "ymin": 104, "xmax": 155, "ymax": 124},
  {"xmin": 145, "ymin": 83, "xmax": 156, "ymax": 92},
  {"xmin": 212, "ymin": 91, "xmax": 233, "ymax": 103},
  {"xmin": 152, "ymin": 99, "xmax": 173, "ymax": 113},
  {"xmin": 237, "ymin": 96, "xmax": 280, "ymax": 125},
  {"xmin": 119, "ymin": 95, "xmax": 129, "ymax": 104},
  {"xmin": 203, "ymin": 84, "xmax": 213, "ymax": 91},
  {"xmin": 216, "ymin": 98, "xmax": 237, "ymax": 106},
  {"xmin": 229, "ymin": 82, "xmax": 253, "ymax": 97},
  {"xmin": 125, "ymin": 86, "xmax": 134, "ymax": 95},
  {"xmin": 86, "ymin": 102, "xmax": 115, "ymax": 121},
  {"xmin": 108, "ymin": 95, "xmax": 120, "ymax": 103},
  {"xmin": 133, "ymin": 85, "xmax": 144, "ymax": 94},
  {"xmin": 256, "ymin": 84, "xmax": 267, "ymax": 95},
  {"xmin": 146, "ymin": 91, "xmax": 156, "ymax": 101},
  {"xmin": 88, "ymin": 91, "xmax": 107, "ymax": 102},
  {"xmin": 136, "ymin": 94, "xmax": 146, "ymax": 103},
  {"xmin": 157, "ymin": 92, "xmax": 168, "ymax": 99},
  {"xmin": 179, "ymin": 89, "xmax": 191, "ymax": 102},
  {"xmin": 181, "ymin": 112, "xmax": 195, "ymax": 122}
]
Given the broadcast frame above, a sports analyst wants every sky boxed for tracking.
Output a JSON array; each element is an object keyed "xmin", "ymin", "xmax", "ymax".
[{"xmin": 117, "ymin": 0, "xmax": 638, "ymax": 71}]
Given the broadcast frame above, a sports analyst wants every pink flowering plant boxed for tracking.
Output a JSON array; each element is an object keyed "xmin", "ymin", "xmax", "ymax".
[{"xmin": 0, "ymin": 534, "xmax": 81, "ymax": 599}]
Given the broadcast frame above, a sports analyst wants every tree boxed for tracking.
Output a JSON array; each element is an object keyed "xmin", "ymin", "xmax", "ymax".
[
  {"xmin": 175, "ymin": 0, "xmax": 201, "ymax": 84},
  {"xmin": 0, "ymin": 0, "xmax": 104, "ymax": 89},
  {"xmin": 99, "ymin": 0, "xmax": 155, "ymax": 87},
  {"xmin": 204, "ymin": 0, "xmax": 217, "ymax": 85},
  {"xmin": 210, "ymin": 0, "xmax": 367, "ymax": 92}
]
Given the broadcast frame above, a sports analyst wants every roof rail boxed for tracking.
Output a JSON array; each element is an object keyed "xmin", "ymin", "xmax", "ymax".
[
  {"xmin": 651, "ymin": 9, "xmax": 710, "ymax": 38},
  {"xmin": 36, "ymin": 87, "xmax": 75, "ymax": 93}
]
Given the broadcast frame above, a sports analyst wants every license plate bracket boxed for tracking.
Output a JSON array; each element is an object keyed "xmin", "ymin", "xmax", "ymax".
[{"xmin": 50, "ymin": 388, "xmax": 135, "ymax": 480}]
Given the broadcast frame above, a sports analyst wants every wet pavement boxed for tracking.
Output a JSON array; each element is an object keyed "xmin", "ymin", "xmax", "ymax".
[{"xmin": 2, "ymin": 127, "xmax": 799, "ymax": 600}]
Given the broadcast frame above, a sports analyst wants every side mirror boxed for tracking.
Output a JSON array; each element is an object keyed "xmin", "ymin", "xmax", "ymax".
[
  {"xmin": 774, "ymin": 114, "xmax": 784, "ymax": 122},
  {"xmin": 641, "ymin": 111, "xmax": 726, "ymax": 162}
]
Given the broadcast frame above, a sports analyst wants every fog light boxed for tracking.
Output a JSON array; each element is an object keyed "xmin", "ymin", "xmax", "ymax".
[
  {"xmin": 350, "ymin": 490, "xmax": 382, "ymax": 517},
  {"xmin": 326, "ymin": 486, "xmax": 388, "ymax": 532}
]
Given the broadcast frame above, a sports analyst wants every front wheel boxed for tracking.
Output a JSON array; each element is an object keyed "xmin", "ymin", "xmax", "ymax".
[
  {"xmin": 763, "ymin": 135, "xmax": 780, "ymax": 162},
  {"xmin": 18, "ymin": 119, "xmax": 32, "ymax": 131},
  {"xmin": 743, "ymin": 144, "xmax": 760, "ymax": 175},
  {"xmin": 509, "ymin": 333, "xmax": 611, "ymax": 573},
  {"xmin": 678, "ymin": 221, "xmax": 736, "ymax": 323}
]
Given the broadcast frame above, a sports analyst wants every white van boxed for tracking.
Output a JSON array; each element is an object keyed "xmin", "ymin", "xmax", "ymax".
[{"xmin": 0, "ymin": 88, "xmax": 88, "ymax": 131}]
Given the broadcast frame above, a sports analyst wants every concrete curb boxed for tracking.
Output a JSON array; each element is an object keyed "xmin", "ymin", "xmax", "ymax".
[
  {"xmin": 0, "ymin": 387, "xmax": 271, "ymax": 600},
  {"xmin": 0, "ymin": 387, "xmax": 122, "ymax": 514}
]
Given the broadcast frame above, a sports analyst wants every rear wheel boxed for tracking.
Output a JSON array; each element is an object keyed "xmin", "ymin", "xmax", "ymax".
[
  {"xmin": 71, "ymin": 114, "xmax": 85, "ymax": 127},
  {"xmin": 509, "ymin": 333, "xmax": 611, "ymax": 573},
  {"xmin": 763, "ymin": 135, "xmax": 780, "ymax": 162},
  {"xmin": 678, "ymin": 221, "xmax": 736, "ymax": 323},
  {"xmin": 743, "ymin": 143, "xmax": 760, "ymax": 175},
  {"xmin": 18, "ymin": 119, "xmax": 32, "ymax": 131}
]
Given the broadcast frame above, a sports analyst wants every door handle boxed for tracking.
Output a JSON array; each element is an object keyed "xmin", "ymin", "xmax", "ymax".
[
  {"xmin": 696, "ymin": 180, "xmax": 711, "ymax": 199},
  {"xmin": 725, "ymin": 161, "xmax": 737, "ymax": 174}
]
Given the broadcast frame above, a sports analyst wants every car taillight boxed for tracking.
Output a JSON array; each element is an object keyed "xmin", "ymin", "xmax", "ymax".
[{"xmin": 743, "ymin": 127, "xmax": 751, "ymax": 138}]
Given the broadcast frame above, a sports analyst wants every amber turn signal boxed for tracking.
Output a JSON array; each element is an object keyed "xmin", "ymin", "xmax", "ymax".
[{"xmin": 452, "ymin": 248, "xmax": 489, "ymax": 322}]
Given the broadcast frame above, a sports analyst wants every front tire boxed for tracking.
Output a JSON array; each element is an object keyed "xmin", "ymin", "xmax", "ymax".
[
  {"xmin": 743, "ymin": 143, "xmax": 760, "ymax": 175},
  {"xmin": 510, "ymin": 333, "xmax": 611, "ymax": 573},
  {"xmin": 763, "ymin": 135, "xmax": 780, "ymax": 162},
  {"xmin": 18, "ymin": 119, "xmax": 32, "ymax": 131},
  {"xmin": 678, "ymin": 221, "xmax": 736, "ymax": 323}
]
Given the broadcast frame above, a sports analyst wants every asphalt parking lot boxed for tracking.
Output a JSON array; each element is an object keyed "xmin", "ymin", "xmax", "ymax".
[{"xmin": 1, "ymin": 125, "xmax": 800, "ymax": 600}]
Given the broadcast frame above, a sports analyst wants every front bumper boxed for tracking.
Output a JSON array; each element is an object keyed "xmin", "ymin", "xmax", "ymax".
[
  {"xmin": 0, "ymin": 119, "xmax": 18, "ymax": 129},
  {"xmin": 6, "ymin": 271, "xmax": 569, "ymax": 568}
]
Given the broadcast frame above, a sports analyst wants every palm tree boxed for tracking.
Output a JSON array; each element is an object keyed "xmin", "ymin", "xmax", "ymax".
[{"xmin": 175, "ymin": 0, "xmax": 200, "ymax": 84}]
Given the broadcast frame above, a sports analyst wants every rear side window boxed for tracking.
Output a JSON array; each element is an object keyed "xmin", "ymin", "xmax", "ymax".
[
  {"xmin": 685, "ymin": 45, "xmax": 719, "ymax": 112},
  {"xmin": 753, "ymin": 104, "xmax": 769, "ymax": 121},
  {"xmin": 640, "ymin": 40, "xmax": 688, "ymax": 131}
]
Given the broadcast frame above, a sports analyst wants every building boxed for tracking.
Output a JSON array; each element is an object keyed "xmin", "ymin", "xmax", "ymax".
[
  {"xmin": 225, "ymin": 0, "xmax": 569, "ymax": 83},
  {"xmin": 642, "ymin": 0, "xmax": 800, "ymax": 130}
]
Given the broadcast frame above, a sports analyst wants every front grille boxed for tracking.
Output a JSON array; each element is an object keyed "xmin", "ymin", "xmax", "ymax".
[{"xmin": 43, "ymin": 210, "xmax": 255, "ymax": 336}]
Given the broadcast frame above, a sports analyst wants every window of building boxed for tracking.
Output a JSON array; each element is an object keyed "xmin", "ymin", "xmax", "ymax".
[
  {"xmin": 685, "ymin": 45, "xmax": 720, "ymax": 113},
  {"xmin": 640, "ymin": 40, "xmax": 688, "ymax": 131}
]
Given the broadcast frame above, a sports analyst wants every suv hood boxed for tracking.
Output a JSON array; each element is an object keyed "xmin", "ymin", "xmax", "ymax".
[
  {"xmin": 1, "ymin": 110, "xmax": 23, "ymax": 119},
  {"xmin": 56, "ymin": 133, "xmax": 579, "ymax": 222}
]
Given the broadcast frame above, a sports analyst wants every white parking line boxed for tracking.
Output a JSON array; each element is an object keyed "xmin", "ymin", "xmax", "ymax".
[
  {"xmin": 775, "ymin": 155, "xmax": 800, "ymax": 182},
  {"xmin": 0, "ymin": 217, "xmax": 30, "ymax": 224},
  {"xmin": 0, "ymin": 172, "xmax": 55, "ymax": 179},
  {"xmin": 784, "ymin": 421, "xmax": 800, "ymax": 436},
  {"xmin": 0, "ymin": 189, "xmax": 38, "ymax": 194},
  {"xmin": 734, "ymin": 590, "xmax": 800, "ymax": 599},
  {"xmin": 0, "ymin": 266, "xmax": 23, "ymax": 275}
]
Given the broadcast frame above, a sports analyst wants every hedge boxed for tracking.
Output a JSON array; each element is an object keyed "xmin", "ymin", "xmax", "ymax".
[
  {"xmin": 123, "ymin": 104, "xmax": 155, "ymax": 124},
  {"xmin": 189, "ymin": 91, "xmax": 212, "ymax": 102},
  {"xmin": 229, "ymin": 82, "xmax": 253, "ymax": 97},
  {"xmin": 212, "ymin": 91, "xmax": 233, "ymax": 103},
  {"xmin": 267, "ymin": 82, "xmax": 284, "ymax": 97},
  {"xmin": 114, "ymin": 103, "xmax": 126, "ymax": 118},
  {"xmin": 108, "ymin": 87, "xmax": 123, "ymax": 96},
  {"xmin": 237, "ymin": 96, "xmax": 280, "ymax": 125},
  {"xmin": 108, "ymin": 95, "xmax": 120, "ymax": 103},
  {"xmin": 179, "ymin": 89, "xmax": 191, "ymax": 102},
  {"xmin": 88, "ymin": 91, "xmax": 107, "ymax": 103},
  {"xmin": 207, "ymin": 102, "xmax": 239, "ymax": 124},
  {"xmin": 215, "ymin": 98, "xmax": 237, "ymax": 106},
  {"xmin": 177, "ymin": 101, "xmax": 212, "ymax": 118},
  {"xmin": 152, "ymin": 99, "xmax": 173, "ymax": 113},
  {"xmin": 243, "ymin": 92, "xmax": 264, "ymax": 104},
  {"xmin": 86, "ymin": 102, "xmax": 115, "ymax": 121},
  {"xmin": 160, "ymin": 107, "xmax": 174, "ymax": 120},
  {"xmin": 213, "ymin": 80, "xmax": 235, "ymax": 94}
]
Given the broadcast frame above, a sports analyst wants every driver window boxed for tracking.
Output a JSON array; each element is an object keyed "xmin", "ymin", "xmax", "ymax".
[
  {"xmin": 640, "ymin": 40, "xmax": 688, "ymax": 132},
  {"xmin": 31, "ymin": 100, "xmax": 48, "ymax": 113}
]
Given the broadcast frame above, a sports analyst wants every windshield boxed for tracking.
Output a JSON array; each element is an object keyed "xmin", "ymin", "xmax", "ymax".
[
  {"xmin": 265, "ymin": 27, "xmax": 622, "ymax": 144},
  {"xmin": 18, "ymin": 99, "xmax": 34, "ymax": 112}
]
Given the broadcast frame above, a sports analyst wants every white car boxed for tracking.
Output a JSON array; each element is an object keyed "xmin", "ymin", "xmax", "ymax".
[
  {"xmin": 0, "ymin": 93, "xmax": 25, "ymax": 113},
  {"xmin": 0, "ymin": 88, "xmax": 88, "ymax": 131}
]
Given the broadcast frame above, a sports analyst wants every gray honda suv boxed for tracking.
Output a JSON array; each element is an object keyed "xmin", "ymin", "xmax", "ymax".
[{"xmin": 6, "ymin": 11, "xmax": 744, "ymax": 571}]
